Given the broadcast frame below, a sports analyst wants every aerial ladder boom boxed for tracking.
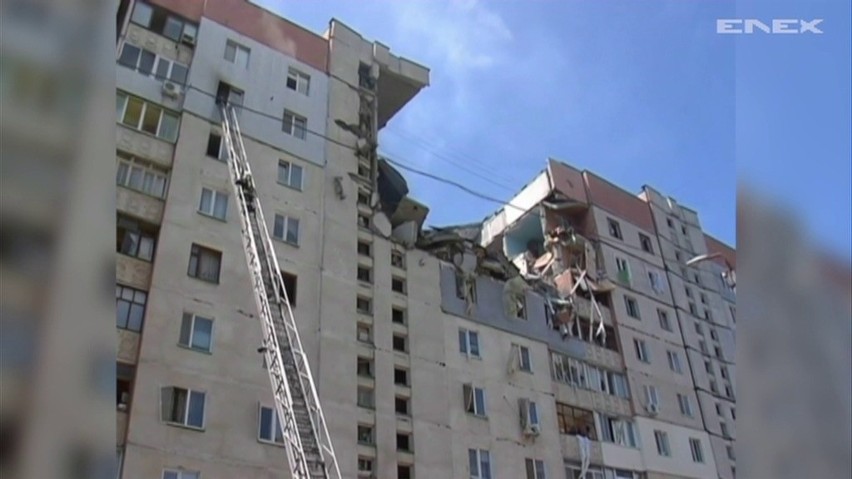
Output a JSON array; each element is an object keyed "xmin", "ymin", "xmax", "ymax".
[{"xmin": 219, "ymin": 103, "xmax": 341, "ymax": 479}]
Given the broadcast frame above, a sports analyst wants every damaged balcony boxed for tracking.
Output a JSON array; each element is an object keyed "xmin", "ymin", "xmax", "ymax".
[{"xmin": 367, "ymin": 45, "xmax": 430, "ymax": 129}]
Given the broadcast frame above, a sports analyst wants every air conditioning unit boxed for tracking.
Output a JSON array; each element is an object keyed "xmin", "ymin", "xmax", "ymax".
[{"xmin": 162, "ymin": 81, "xmax": 182, "ymax": 98}]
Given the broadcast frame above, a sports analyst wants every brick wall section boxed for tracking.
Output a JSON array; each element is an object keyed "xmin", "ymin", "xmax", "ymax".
[
  {"xmin": 583, "ymin": 171, "xmax": 656, "ymax": 233},
  {"xmin": 149, "ymin": 0, "xmax": 329, "ymax": 72}
]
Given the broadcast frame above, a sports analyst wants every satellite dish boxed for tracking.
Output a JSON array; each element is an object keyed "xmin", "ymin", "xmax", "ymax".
[{"xmin": 372, "ymin": 212, "xmax": 392, "ymax": 238}]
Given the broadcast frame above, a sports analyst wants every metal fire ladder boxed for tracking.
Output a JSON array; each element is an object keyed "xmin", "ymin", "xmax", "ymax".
[{"xmin": 219, "ymin": 104, "xmax": 341, "ymax": 479}]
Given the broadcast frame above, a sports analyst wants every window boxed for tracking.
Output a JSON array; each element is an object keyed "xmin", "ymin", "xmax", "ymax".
[
  {"xmin": 720, "ymin": 422, "xmax": 730, "ymax": 438},
  {"xmin": 116, "ymin": 153, "xmax": 169, "ymax": 198},
  {"xmin": 258, "ymin": 405, "xmax": 284, "ymax": 444},
  {"xmin": 566, "ymin": 464, "xmax": 605, "ymax": 479},
  {"xmin": 198, "ymin": 188, "xmax": 228, "ymax": 220},
  {"xmin": 392, "ymin": 307, "xmax": 406, "ymax": 325},
  {"xmin": 162, "ymin": 470, "xmax": 199, "ymax": 479},
  {"xmin": 695, "ymin": 322, "xmax": 703, "ymax": 335},
  {"xmin": 357, "ymin": 386, "xmax": 374, "ymax": 409},
  {"xmin": 730, "ymin": 306, "xmax": 736, "ymax": 322},
  {"xmin": 280, "ymin": 271, "xmax": 298, "ymax": 306},
  {"xmin": 525, "ymin": 458, "xmax": 546, "ymax": 479},
  {"xmin": 358, "ymin": 457, "xmax": 373, "ymax": 475},
  {"xmin": 357, "ymin": 241, "xmax": 371, "ymax": 257},
  {"xmin": 720, "ymin": 366, "xmax": 729, "ymax": 379},
  {"xmin": 160, "ymin": 386, "xmax": 205, "ymax": 429},
  {"xmin": 468, "ymin": 449, "xmax": 491, "ymax": 479},
  {"xmin": 681, "ymin": 225, "xmax": 688, "ymax": 235},
  {"xmin": 607, "ymin": 218, "xmax": 623, "ymax": 239},
  {"xmin": 685, "ymin": 286, "xmax": 693, "ymax": 298},
  {"xmin": 277, "ymin": 160, "xmax": 303, "ymax": 190},
  {"xmin": 727, "ymin": 445, "xmax": 736, "ymax": 460},
  {"xmin": 357, "ymin": 189, "xmax": 371, "ymax": 205},
  {"xmin": 689, "ymin": 302, "xmax": 698, "ymax": 315},
  {"xmin": 644, "ymin": 384, "xmax": 660, "ymax": 409},
  {"xmin": 634, "ymin": 338, "xmax": 649, "ymax": 363},
  {"xmin": 269, "ymin": 214, "xmax": 300, "ymax": 246},
  {"xmin": 639, "ymin": 233, "xmax": 654, "ymax": 253},
  {"xmin": 715, "ymin": 403, "xmax": 723, "ymax": 416},
  {"xmin": 516, "ymin": 344, "xmax": 532, "ymax": 372},
  {"xmin": 731, "ymin": 408, "xmax": 736, "ymax": 420},
  {"xmin": 179, "ymin": 313, "xmax": 213, "ymax": 352},
  {"xmin": 117, "ymin": 216, "xmax": 156, "ymax": 261},
  {"xmin": 699, "ymin": 340, "xmax": 708, "ymax": 354},
  {"xmin": 555, "ymin": 403, "xmax": 596, "ymax": 439},
  {"xmin": 286, "ymin": 67, "xmax": 310, "ymax": 95},
  {"xmin": 700, "ymin": 292, "xmax": 708, "ymax": 304},
  {"xmin": 215, "ymin": 81, "xmax": 244, "ymax": 107},
  {"xmin": 392, "ymin": 277, "xmax": 407, "ymax": 294},
  {"xmin": 130, "ymin": 1, "xmax": 196, "ymax": 43},
  {"xmin": 282, "ymin": 109, "xmax": 307, "ymax": 139},
  {"xmin": 725, "ymin": 384, "xmax": 733, "ymax": 398},
  {"xmin": 600, "ymin": 416, "xmax": 638, "ymax": 447},
  {"xmin": 715, "ymin": 346, "xmax": 723, "ymax": 359},
  {"xmin": 704, "ymin": 309, "xmax": 713, "ymax": 321},
  {"xmin": 624, "ymin": 296, "xmax": 640, "ymax": 319},
  {"xmin": 357, "ymin": 357, "xmax": 373, "ymax": 378},
  {"xmin": 394, "ymin": 367, "xmax": 409, "ymax": 386},
  {"xmin": 550, "ymin": 353, "xmax": 630, "ymax": 399},
  {"xmin": 116, "ymin": 285, "xmax": 147, "ymax": 332},
  {"xmin": 667, "ymin": 217, "xmax": 674, "ymax": 228},
  {"xmin": 396, "ymin": 432, "xmax": 412, "ymax": 452},
  {"xmin": 648, "ymin": 270, "xmax": 664, "ymax": 293},
  {"xmin": 689, "ymin": 438, "xmax": 705, "ymax": 463},
  {"xmin": 615, "ymin": 256, "xmax": 631, "ymax": 283},
  {"xmin": 667, "ymin": 350, "xmax": 683, "ymax": 373},
  {"xmin": 224, "ymin": 40, "xmax": 250, "ymax": 68},
  {"xmin": 654, "ymin": 430, "xmax": 671, "ymax": 456},
  {"xmin": 357, "ymin": 213, "xmax": 371, "ymax": 229},
  {"xmin": 398, "ymin": 464, "xmax": 413, "ymax": 479},
  {"xmin": 395, "ymin": 396, "xmax": 410, "ymax": 416},
  {"xmin": 118, "ymin": 43, "xmax": 189, "ymax": 84},
  {"xmin": 392, "ymin": 334, "xmax": 407, "ymax": 352},
  {"xmin": 678, "ymin": 393, "xmax": 693, "ymax": 417},
  {"xmin": 463, "ymin": 384, "xmax": 486, "ymax": 416},
  {"xmin": 356, "ymin": 296, "xmax": 372, "ymax": 314},
  {"xmin": 188, "ymin": 244, "xmax": 221, "ymax": 283},
  {"xmin": 391, "ymin": 250, "xmax": 406, "ymax": 269},
  {"xmin": 356, "ymin": 323, "xmax": 372, "ymax": 344},
  {"xmin": 710, "ymin": 328, "xmax": 719, "ymax": 341},
  {"xmin": 357, "ymin": 424, "xmax": 374, "ymax": 445},
  {"xmin": 116, "ymin": 363, "xmax": 135, "ymax": 410},
  {"xmin": 658, "ymin": 310, "xmax": 672, "ymax": 331},
  {"xmin": 459, "ymin": 329, "xmax": 481, "ymax": 357},
  {"xmin": 206, "ymin": 131, "xmax": 226, "ymax": 160},
  {"xmin": 357, "ymin": 266, "xmax": 372, "ymax": 283},
  {"xmin": 116, "ymin": 91, "xmax": 179, "ymax": 142},
  {"xmin": 710, "ymin": 380, "xmax": 719, "ymax": 394}
]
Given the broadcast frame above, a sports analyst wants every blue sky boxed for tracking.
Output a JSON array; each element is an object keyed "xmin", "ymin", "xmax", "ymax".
[{"xmin": 255, "ymin": 0, "xmax": 850, "ymax": 259}]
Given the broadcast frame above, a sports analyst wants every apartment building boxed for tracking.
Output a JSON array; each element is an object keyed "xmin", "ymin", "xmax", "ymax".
[{"xmin": 114, "ymin": 2, "xmax": 734, "ymax": 479}]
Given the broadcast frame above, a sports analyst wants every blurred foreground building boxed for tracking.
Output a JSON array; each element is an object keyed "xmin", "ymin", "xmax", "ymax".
[{"xmin": 114, "ymin": 1, "xmax": 735, "ymax": 478}]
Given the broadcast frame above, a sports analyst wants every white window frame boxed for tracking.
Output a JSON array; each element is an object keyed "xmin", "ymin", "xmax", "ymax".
[
  {"xmin": 160, "ymin": 386, "xmax": 206, "ymax": 429},
  {"xmin": 667, "ymin": 350, "xmax": 683, "ymax": 373},
  {"xmin": 224, "ymin": 39, "xmax": 250, "ymax": 68},
  {"xmin": 162, "ymin": 469, "xmax": 200, "ymax": 479},
  {"xmin": 516, "ymin": 344, "xmax": 533, "ymax": 373},
  {"xmin": 459, "ymin": 328, "xmax": 481, "ymax": 358},
  {"xmin": 654, "ymin": 430, "xmax": 671, "ymax": 456},
  {"xmin": 116, "ymin": 91, "xmax": 180, "ymax": 142},
  {"xmin": 658, "ymin": 309, "xmax": 672, "ymax": 331},
  {"xmin": 624, "ymin": 296, "xmax": 640, "ymax": 319},
  {"xmin": 178, "ymin": 313, "xmax": 214, "ymax": 352},
  {"xmin": 689, "ymin": 438, "xmax": 705, "ymax": 463},
  {"xmin": 468, "ymin": 448, "xmax": 492, "ymax": 479},
  {"xmin": 357, "ymin": 457, "xmax": 373, "ymax": 476},
  {"xmin": 644, "ymin": 384, "xmax": 660, "ymax": 409},
  {"xmin": 277, "ymin": 160, "xmax": 304, "ymax": 190},
  {"xmin": 257, "ymin": 404, "xmax": 285, "ymax": 445},
  {"xmin": 198, "ymin": 187, "xmax": 228, "ymax": 220},
  {"xmin": 525, "ymin": 458, "xmax": 546, "ymax": 479},
  {"xmin": 282, "ymin": 109, "xmax": 307, "ymax": 139},
  {"xmin": 634, "ymin": 338, "xmax": 649, "ymax": 363},
  {"xmin": 116, "ymin": 154, "xmax": 169, "ymax": 198},
  {"xmin": 463, "ymin": 384, "xmax": 487, "ymax": 417},
  {"xmin": 287, "ymin": 67, "xmax": 310, "ymax": 95},
  {"xmin": 678, "ymin": 393, "xmax": 693, "ymax": 417},
  {"xmin": 118, "ymin": 43, "xmax": 189, "ymax": 84},
  {"xmin": 273, "ymin": 214, "xmax": 300, "ymax": 245}
]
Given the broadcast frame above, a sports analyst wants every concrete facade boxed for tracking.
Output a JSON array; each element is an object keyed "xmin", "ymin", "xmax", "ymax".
[{"xmin": 115, "ymin": 3, "xmax": 734, "ymax": 479}]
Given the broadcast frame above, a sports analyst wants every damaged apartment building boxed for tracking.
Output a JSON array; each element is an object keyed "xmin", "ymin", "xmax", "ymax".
[{"xmin": 114, "ymin": 1, "xmax": 735, "ymax": 479}]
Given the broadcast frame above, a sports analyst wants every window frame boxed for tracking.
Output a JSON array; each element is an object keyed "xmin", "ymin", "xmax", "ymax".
[
  {"xmin": 459, "ymin": 328, "xmax": 481, "ymax": 358},
  {"xmin": 468, "ymin": 448, "xmax": 492, "ymax": 479},
  {"xmin": 624, "ymin": 296, "xmax": 640, "ymax": 319},
  {"xmin": 116, "ymin": 91, "xmax": 180, "ymax": 142},
  {"xmin": 160, "ymin": 386, "xmax": 206, "ymax": 429},
  {"xmin": 116, "ymin": 285, "xmax": 147, "ymax": 332},
  {"xmin": 525, "ymin": 458, "xmax": 546, "ymax": 479},
  {"xmin": 678, "ymin": 393, "xmax": 694, "ymax": 417},
  {"xmin": 272, "ymin": 214, "xmax": 300, "ymax": 246},
  {"xmin": 277, "ymin": 160, "xmax": 304, "ymax": 190},
  {"xmin": 607, "ymin": 218, "xmax": 623, "ymax": 239},
  {"xmin": 463, "ymin": 384, "xmax": 487, "ymax": 417},
  {"xmin": 689, "ymin": 438, "xmax": 705, "ymax": 463},
  {"xmin": 657, "ymin": 309, "xmax": 672, "ymax": 331},
  {"xmin": 198, "ymin": 187, "xmax": 229, "ymax": 220},
  {"xmin": 178, "ymin": 313, "xmax": 214, "ymax": 353},
  {"xmin": 634, "ymin": 338, "xmax": 650, "ymax": 363},
  {"xmin": 224, "ymin": 39, "xmax": 251, "ymax": 68},
  {"xmin": 187, "ymin": 244, "xmax": 222, "ymax": 284},
  {"xmin": 654, "ymin": 430, "xmax": 671, "ymax": 456},
  {"xmin": 116, "ymin": 153, "xmax": 169, "ymax": 198},
  {"xmin": 257, "ymin": 404, "xmax": 285, "ymax": 445},
  {"xmin": 667, "ymin": 350, "xmax": 683, "ymax": 373},
  {"xmin": 286, "ymin": 67, "xmax": 311, "ymax": 95},
  {"xmin": 282, "ymin": 109, "xmax": 307, "ymax": 139}
]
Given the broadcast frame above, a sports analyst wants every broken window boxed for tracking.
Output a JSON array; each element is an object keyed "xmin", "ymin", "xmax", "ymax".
[
  {"xmin": 463, "ymin": 384, "xmax": 487, "ymax": 416},
  {"xmin": 556, "ymin": 402, "xmax": 596, "ymax": 439},
  {"xmin": 624, "ymin": 296, "xmax": 640, "ymax": 319},
  {"xmin": 514, "ymin": 296, "xmax": 527, "ymax": 319},
  {"xmin": 454, "ymin": 272, "xmax": 477, "ymax": 302},
  {"xmin": 357, "ymin": 424, "xmax": 374, "ymax": 445},
  {"xmin": 279, "ymin": 271, "xmax": 298, "ymax": 306},
  {"xmin": 391, "ymin": 276, "xmax": 407, "ymax": 294},
  {"xmin": 395, "ymin": 396, "xmax": 410, "ymax": 416},
  {"xmin": 356, "ymin": 296, "xmax": 372, "ymax": 315},
  {"xmin": 130, "ymin": 1, "xmax": 196, "ymax": 44},
  {"xmin": 357, "ymin": 240, "xmax": 371, "ymax": 257},
  {"xmin": 392, "ymin": 307, "xmax": 406, "ymax": 325},
  {"xmin": 357, "ymin": 357, "xmax": 373, "ymax": 378},
  {"xmin": 607, "ymin": 218, "xmax": 623, "ymax": 239},
  {"xmin": 160, "ymin": 386, "xmax": 205, "ymax": 428},
  {"xmin": 391, "ymin": 250, "xmax": 405, "ymax": 269},
  {"xmin": 648, "ymin": 270, "xmax": 664, "ymax": 294},
  {"xmin": 639, "ymin": 233, "xmax": 654, "ymax": 253},
  {"xmin": 396, "ymin": 433, "xmax": 412, "ymax": 452},
  {"xmin": 215, "ymin": 81, "xmax": 243, "ymax": 108},
  {"xmin": 392, "ymin": 334, "xmax": 407, "ymax": 353},
  {"xmin": 357, "ymin": 266, "xmax": 372, "ymax": 283},
  {"xmin": 206, "ymin": 131, "xmax": 226, "ymax": 161}
]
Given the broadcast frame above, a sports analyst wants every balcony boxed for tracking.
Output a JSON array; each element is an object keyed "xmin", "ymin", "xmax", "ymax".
[
  {"xmin": 116, "ymin": 186, "xmax": 164, "ymax": 224},
  {"xmin": 561, "ymin": 434, "xmax": 604, "ymax": 465},
  {"xmin": 116, "ymin": 254, "xmax": 153, "ymax": 290},
  {"xmin": 117, "ymin": 329, "xmax": 141, "ymax": 363},
  {"xmin": 116, "ymin": 124, "xmax": 175, "ymax": 169},
  {"xmin": 124, "ymin": 24, "xmax": 193, "ymax": 65},
  {"xmin": 554, "ymin": 382, "xmax": 633, "ymax": 418}
]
